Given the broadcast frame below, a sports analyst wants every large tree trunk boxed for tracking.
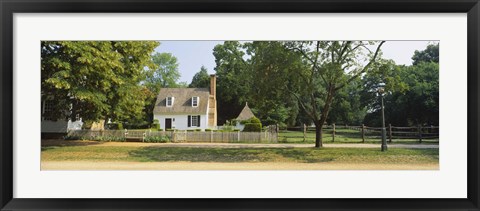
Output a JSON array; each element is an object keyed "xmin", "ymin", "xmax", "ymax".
[{"xmin": 314, "ymin": 86, "xmax": 336, "ymax": 148}]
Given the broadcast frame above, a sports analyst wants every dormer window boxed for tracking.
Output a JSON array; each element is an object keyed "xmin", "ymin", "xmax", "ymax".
[
  {"xmin": 166, "ymin": 97, "xmax": 174, "ymax": 107},
  {"xmin": 192, "ymin": 96, "xmax": 199, "ymax": 107}
]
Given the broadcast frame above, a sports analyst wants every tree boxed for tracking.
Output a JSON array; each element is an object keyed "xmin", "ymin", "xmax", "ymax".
[
  {"xmin": 41, "ymin": 41, "xmax": 159, "ymax": 123},
  {"xmin": 361, "ymin": 43, "xmax": 439, "ymax": 127},
  {"xmin": 283, "ymin": 41, "xmax": 386, "ymax": 147},
  {"xmin": 213, "ymin": 41, "xmax": 252, "ymax": 124},
  {"xmin": 189, "ymin": 66, "xmax": 210, "ymax": 88},
  {"xmin": 412, "ymin": 43, "xmax": 439, "ymax": 65},
  {"xmin": 327, "ymin": 77, "xmax": 367, "ymax": 125},
  {"xmin": 245, "ymin": 41, "xmax": 303, "ymax": 126},
  {"xmin": 144, "ymin": 52, "xmax": 181, "ymax": 93},
  {"xmin": 363, "ymin": 62, "xmax": 439, "ymax": 126},
  {"xmin": 143, "ymin": 52, "xmax": 181, "ymax": 123}
]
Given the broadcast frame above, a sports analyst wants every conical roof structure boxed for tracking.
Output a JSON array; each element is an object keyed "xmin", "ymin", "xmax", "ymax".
[{"xmin": 235, "ymin": 102, "xmax": 255, "ymax": 121}]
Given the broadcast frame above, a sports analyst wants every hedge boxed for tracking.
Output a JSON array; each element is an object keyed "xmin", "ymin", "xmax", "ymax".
[{"xmin": 243, "ymin": 123, "xmax": 262, "ymax": 132}]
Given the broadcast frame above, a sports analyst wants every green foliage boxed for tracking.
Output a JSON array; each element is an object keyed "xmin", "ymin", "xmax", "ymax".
[
  {"xmin": 106, "ymin": 122, "xmax": 123, "ymax": 130},
  {"xmin": 41, "ymin": 41, "xmax": 159, "ymax": 123},
  {"xmin": 189, "ymin": 66, "xmax": 211, "ymax": 88},
  {"xmin": 242, "ymin": 117, "xmax": 263, "ymax": 132},
  {"xmin": 412, "ymin": 43, "xmax": 439, "ymax": 65},
  {"xmin": 221, "ymin": 125, "xmax": 235, "ymax": 131},
  {"xmin": 364, "ymin": 61, "xmax": 439, "ymax": 126},
  {"xmin": 151, "ymin": 119, "xmax": 160, "ymax": 130},
  {"xmin": 243, "ymin": 123, "xmax": 262, "ymax": 132},
  {"xmin": 81, "ymin": 120, "xmax": 94, "ymax": 129},
  {"xmin": 205, "ymin": 129, "xmax": 212, "ymax": 132},
  {"xmin": 144, "ymin": 135, "xmax": 170, "ymax": 143},
  {"xmin": 144, "ymin": 52, "xmax": 181, "ymax": 92},
  {"xmin": 213, "ymin": 41, "xmax": 252, "ymax": 124},
  {"xmin": 64, "ymin": 135, "xmax": 126, "ymax": 142},
  {"xmin": 250, "ymin": 117, "xmax": 261, "ymax": 124},
  {"xmin": 124, "ymin": 121, "xmax": 150, "ymax": 129}
]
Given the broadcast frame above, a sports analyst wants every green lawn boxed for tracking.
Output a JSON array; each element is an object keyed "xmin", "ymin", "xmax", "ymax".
[
  {"xmin": 278, "ymin": 129, "xmax": 439, "ymax": 144},
  {"xmin": 42, "ymin": 144, "xmax": 439, "ymax": 164}
]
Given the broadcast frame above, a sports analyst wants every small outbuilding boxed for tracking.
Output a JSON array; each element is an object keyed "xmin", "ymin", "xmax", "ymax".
[{"xmin": 234, "ymin": 102, "xmax": 256, "ymax": 131}]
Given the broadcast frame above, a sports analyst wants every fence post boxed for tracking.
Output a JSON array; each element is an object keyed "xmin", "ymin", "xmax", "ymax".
[
  {"xmin": 303, "ymin": 124, "xmax": 306, "ymax": 142},
  {"xmin": 124, "ymin": 129, "xmax": 128, "ymax": 140},
  {"xmin": 210, "ymin": 130, "xmax": 213, "ymax": 143},
  {"xmin": 361, "ymin": 124, "xmax": 365, "ymax": 143},
  {"xmin": 238, "ymin": 131, "xmax": 241, "ymax": 142},
  {"xmin": 388, "ymin": 124, "xmax": 392, "ymax": 143},
  {"xmin": 332, "ymin": 123, "xmax": 336, "ymax": 142},
  {"xmin": 418, "ymin": 125, "xmax": 423, "ymax": 143}
]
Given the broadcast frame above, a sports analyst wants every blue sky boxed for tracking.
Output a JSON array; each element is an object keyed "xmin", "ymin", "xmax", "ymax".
[{"xmin": 155, "ymin": 41, "xmax": 436, "ymax": 84}]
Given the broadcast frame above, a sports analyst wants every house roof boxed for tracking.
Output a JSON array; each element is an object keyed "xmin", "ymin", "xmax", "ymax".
[
  {"xmin": 236, "ymin": 103, "xmax": 255, "ymax": 121},
  {"xmin": 153, "ymin": 88, "xmax": 210, "ymax": 114}
]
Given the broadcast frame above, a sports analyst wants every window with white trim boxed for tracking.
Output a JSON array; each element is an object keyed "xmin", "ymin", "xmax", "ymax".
[
  {"xmin": 166, "ymin": 97, "xmax": 174, "ymax": 107},
  {"xmin": 191, "ymin": 115, "xmax": 199, "ymax": 127},
  {"xmin": 42, "ymin": 100, "xmax": 55, "ymax": 121},
  {"xmin": 192, "ymin": 96, "xmax": 199, "ymax": 107}
]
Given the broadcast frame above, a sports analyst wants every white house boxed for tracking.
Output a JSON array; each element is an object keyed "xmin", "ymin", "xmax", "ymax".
[
  {"xmin": 153, "ymin": 75, "xmax": 217, "ymax": 131},
  {"xmin": 41, "ymin": 99, "xmax": 83, "ymax": 137}
]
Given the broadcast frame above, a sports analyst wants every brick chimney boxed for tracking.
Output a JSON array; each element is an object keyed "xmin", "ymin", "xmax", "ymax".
[
  {"xmin": 208, "ymin": 74, "xmax": 217, "ymax": 127},
  {"xmin": 210, "ymin": 74, "xmax": 216, "ymax": 97}
]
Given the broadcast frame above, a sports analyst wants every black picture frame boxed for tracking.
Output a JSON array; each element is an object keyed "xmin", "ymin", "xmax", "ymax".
[{"xmin": 1, "ymin": 0, "xmax": 479, "ymax": 210}]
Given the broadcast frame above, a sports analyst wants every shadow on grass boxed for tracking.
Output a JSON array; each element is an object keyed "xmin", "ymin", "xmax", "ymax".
[
  {"xmin": 41, "ymin": 139, "xmax": 103, "ymax": 147},
  {"xmin": 128, "ymin": 147, "xmax": 336, "ymax": 163}
]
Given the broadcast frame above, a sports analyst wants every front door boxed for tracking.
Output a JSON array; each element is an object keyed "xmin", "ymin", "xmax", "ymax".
[{"xmin": 165, "ymin": 118, "xmax": 172, "ymax": 129}]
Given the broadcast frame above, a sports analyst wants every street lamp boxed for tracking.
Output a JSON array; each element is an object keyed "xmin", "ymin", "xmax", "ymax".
[{"xmin": 378, "ymin": 83, "xmax": 388, "ymax": 151}]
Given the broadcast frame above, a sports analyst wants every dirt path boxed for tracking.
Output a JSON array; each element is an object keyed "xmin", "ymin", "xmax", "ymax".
[
  {"xmin": 42, "ymin": 140, "xmax": 438, "ymax": 149},
  {"xmin": 42, "ymin": 161, "xmax": 439, "ymax": 170}
]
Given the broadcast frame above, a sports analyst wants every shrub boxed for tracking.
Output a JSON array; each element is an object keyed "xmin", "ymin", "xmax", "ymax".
[
  {"xmin": 243, "ymin": 123, "xmax": 262, "ymax": 132},
  {"xmin": 187, "ymin": 129, "xmax": 195, "ymax": 132},
  {"xmin": 144, "ymin": 135, "xmax": 170, "ymax": 143},
  {"xmin": 221, "ymin": 125, "xmax": 235, "ymax": 131},
  {"xmin": 205, "ymin": 129, "xmax": 212, "ymax": 132},
  {"xmin": 241, "ymin": 117, "xmax": 262, "ymax": 132},
  {"xmin": 195, "ymin": 129, "xmax": 202, "ymax": 132},
  {"xmin": 70, "ymin": 135, "xmax": 126, "ymax": 142},
  {"xmin": 166, "ymin": 129, "xmax": 175, "ymax": 131},
  {"xmin": 151, "ymin": 119, "xmax": 160, "ymax": 130},
  {"xmin": 250, "ymin": 117, "xmax": 261, "ymax": 124},
  {"xmin": 233, "ymin": 129, "xmax": 240, "ymax": 132}
]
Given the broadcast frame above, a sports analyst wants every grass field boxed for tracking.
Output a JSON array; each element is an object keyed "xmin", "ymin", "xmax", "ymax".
[
  {"xmin": 41, "ymin": 141, "xmax": 439, "ymax": 165},
  {"xmin": 278, "ymin": 129, "xmax": 439, "ymax": 144}
]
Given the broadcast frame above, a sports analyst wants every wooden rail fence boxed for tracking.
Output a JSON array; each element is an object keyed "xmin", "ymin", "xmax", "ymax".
[{"xmin": 283, "ymin": 124, "xmax": 439, "ymax": 143}]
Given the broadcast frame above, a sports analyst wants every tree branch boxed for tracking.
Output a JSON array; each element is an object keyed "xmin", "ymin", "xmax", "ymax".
[
  {"xmin": 286, "ymin": 87, "xmax": 318, "ymax": 121},
  {"xmin": 335, "ymin": 41, "xmax": 386, "ymax": 91}
]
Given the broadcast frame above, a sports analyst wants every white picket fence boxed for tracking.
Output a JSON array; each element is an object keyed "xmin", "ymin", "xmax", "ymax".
[{"xmin": 67, "ymin": 129, "xmax": 278, "ymax": 143}]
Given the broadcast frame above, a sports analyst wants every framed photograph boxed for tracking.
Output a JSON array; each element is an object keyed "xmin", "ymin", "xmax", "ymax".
[{"xmin": 1, "ymin": 0, "xmax": 479, "ymax": 210}]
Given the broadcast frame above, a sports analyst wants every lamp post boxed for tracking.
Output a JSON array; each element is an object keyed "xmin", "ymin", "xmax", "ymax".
[{"xmin": 378, "ymin": 86, "xmax": 388, "ymax": 151}]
